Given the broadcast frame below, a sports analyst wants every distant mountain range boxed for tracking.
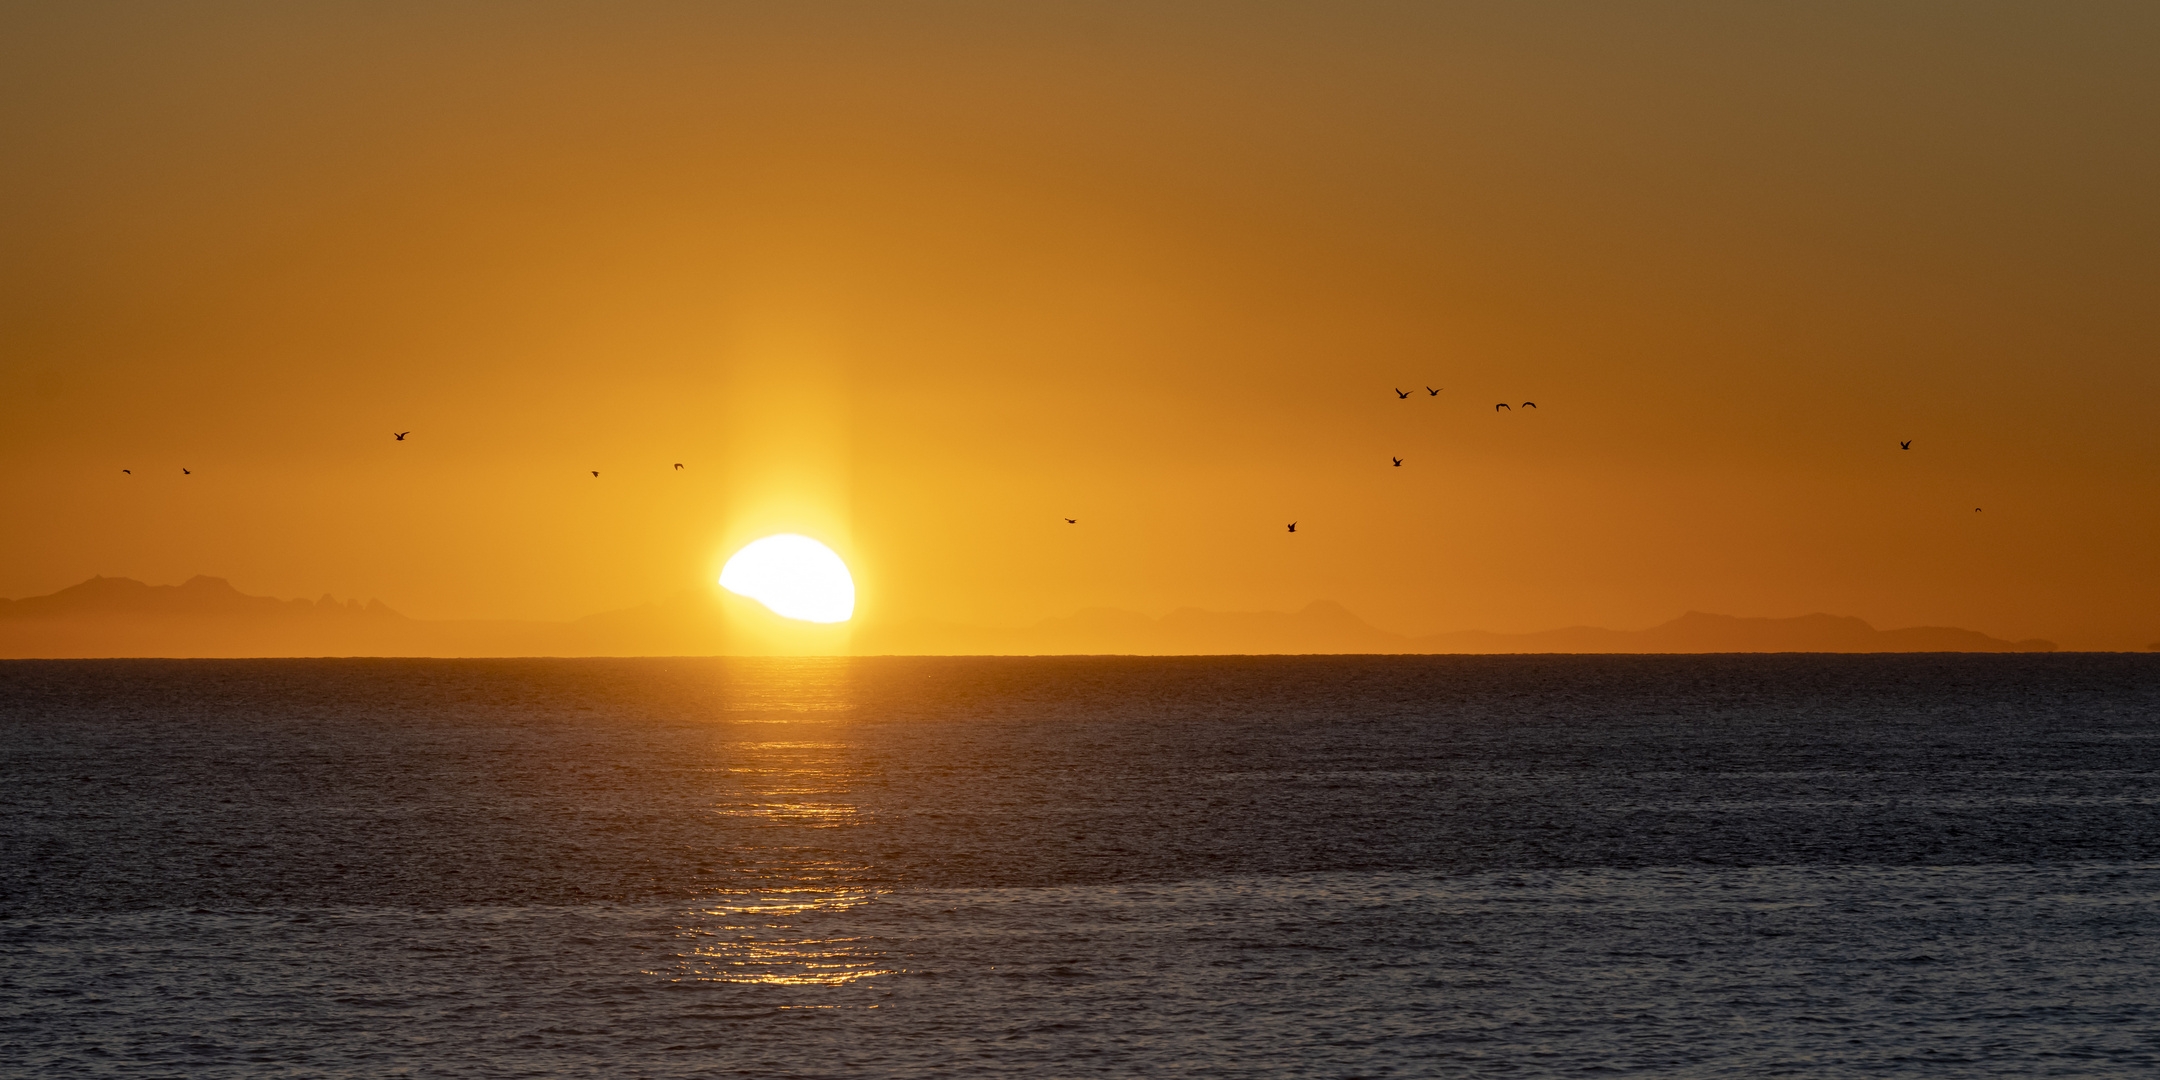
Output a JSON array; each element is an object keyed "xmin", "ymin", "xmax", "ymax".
[
  {"xmin": 863, "ymin": 601, "xmax": 2059, "ymax": 655},
  {"xmin": 0, "ymin": 575, "xmax": 2060, "ymax": 657}
]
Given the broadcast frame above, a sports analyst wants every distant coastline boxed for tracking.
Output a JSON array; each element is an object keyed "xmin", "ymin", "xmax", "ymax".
[{"xmin": 0, "ymin": 575, "xmax": 2061, "ymax": 658}]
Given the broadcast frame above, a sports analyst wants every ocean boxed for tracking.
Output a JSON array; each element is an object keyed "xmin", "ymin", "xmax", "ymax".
[{"xmin": 3, "ymin": 654, "xmax": 2157, "ymax": 1077}]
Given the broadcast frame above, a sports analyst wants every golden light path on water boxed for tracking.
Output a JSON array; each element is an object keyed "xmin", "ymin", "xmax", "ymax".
[{"xmin": 647, "ymin": 659, "xmax": 896, "ymax": 992}]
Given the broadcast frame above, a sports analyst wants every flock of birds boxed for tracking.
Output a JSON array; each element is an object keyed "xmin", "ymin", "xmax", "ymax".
[
  {"xmin": 121, "ymin": 392, "xmax": 1976, "ymax": 516},
  {"xmin": 1057, "ymin": 387, "xmax": 1965, "ymax": 529},
  {"xmin": 127, "ymin": 435, "xmax": 694, "ymax": 482},
  {"xmin": 1052, "ymin": 386, "xmax": 1550, "ymax": 533}
]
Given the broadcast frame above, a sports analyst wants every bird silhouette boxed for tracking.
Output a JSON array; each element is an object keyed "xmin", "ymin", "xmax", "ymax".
[
  {"xmin": 1394, "ymin": 388, "xmax": 1411, "ymax": 399},
  {"xmin": 1426, "ymin": 387, "xmax": 1441, "ymax": 396},
  {"xmin": 673, "ymin": 463, "xmax": 683, "ymax": 470},
  {"xmin": 394, "ymin": 431, "xmax": 409, "ymax": 441},
  {"xmin": 1900, "ymin": 441, "xmax": 1911, "ymax": 450},
  {"xmin": 1064, "ymin": 518, "xmax": 1076, "ymax": 524},
  {"xmin": 591, "ymin": 471, "xmax": 599, "ymax": 477},
  {"xmin": 1286, "ymin": 522, "xmax": 1297, "ymax": 533},
  {"xmin": 1391, "ymin": 457, "xmax": 1403, "ymax": 466},
  {"xmin": 1494, "ymin": 403, "xmax": 1510, "ymax": 411},
  {"xmin": 182, "ymin": 468, "xmax": 190, "ymax": 475},
  {"xmin": 121, "ymin": 469, "xmax": 130, "ymax": 475},
  {"xmin": 1975, "ymin": 507, "xmax": 1983, "ymax": 512},
  {"xmin": 1522, "ymin": 402, "xmax": 1536, "ymax": 409}
]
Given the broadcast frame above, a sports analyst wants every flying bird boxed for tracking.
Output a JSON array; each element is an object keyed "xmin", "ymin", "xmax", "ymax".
[
  {"xmin": 394, "ymin": 431, "xmax": 409, "ymax": 441},
  {"xmin": 1522, "ymin": 402, "xmax": 1536, "ymax": 409},
  {"xmin": 1900, "ymin": 441, "xmax": 1911, "ymax": 450},
  {"xmin": 1494, "ymin": 403, "xmax": 1510, "ymax": 411},
  {"xmin": 1391, "ymin": 457, "xmax": 1403, "ymax": 466},
  {"xmin": 1394, "ymin": 388, "xmax": 1411, "ymax": 399},
  {"xmin": 1064, "ymin": 518, "xmax": 1076, "ymax": 524},
  {"xmin": 182, "ymin": 468, "xmax": 191, "ymax": 475},
  {"xmin": 1286, "ymin": 522, "xmax": 1297, "ymax": 533},
  {"xmin": 591, "ymin": 471, "xmax": 599, "ymax": 477},
  {"xmin": 673, "ymin": 463, "xmax": 683, "ymax": 470},
  {"xmin": 121, "ymin": 469, "xmax": 130, "ymax": 474},
  {"xmin": 1975, "ymin": 507, "xmax": 1983, "ymax": 512},
  {"xmin": 1426, "ymin": 387, "xmax": 1441, "ymax": 395}
]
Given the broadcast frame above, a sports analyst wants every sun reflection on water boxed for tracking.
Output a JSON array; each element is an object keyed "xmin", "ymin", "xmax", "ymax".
[
  {"xmin": 668, "ymin": 860, "xmax": 897, "ymax": 987},
  {"xmin": 648, "ymin": 661, "xmax": 895, "ymax": 989},
  {"xmin": 718, "ymin": 743, "xmax": 865, "ymax": 828}
]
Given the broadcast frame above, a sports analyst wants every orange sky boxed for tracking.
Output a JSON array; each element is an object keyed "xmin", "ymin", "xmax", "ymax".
[{"xmin": 2, "ymin": 2, "xmax": 2156, "ymax": 649}]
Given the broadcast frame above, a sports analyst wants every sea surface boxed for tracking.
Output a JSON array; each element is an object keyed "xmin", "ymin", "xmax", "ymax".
[{"xmin": 3, "ymin": 654, "xmax": 2158, "ymax": 1077}]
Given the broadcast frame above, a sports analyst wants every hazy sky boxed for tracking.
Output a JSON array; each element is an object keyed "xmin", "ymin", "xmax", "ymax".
[{"xmin": 3, "ymin": 1, "xmax": 2155, "ymax": 648}]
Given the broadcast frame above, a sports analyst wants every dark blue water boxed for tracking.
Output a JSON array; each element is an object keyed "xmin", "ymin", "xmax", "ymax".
[{"xmin": 3, "ymin": 655, "xmax": 2158, "ymax": 1076}]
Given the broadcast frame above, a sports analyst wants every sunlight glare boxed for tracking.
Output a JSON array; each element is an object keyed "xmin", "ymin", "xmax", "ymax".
[{"xmin": 719, "ymin": 534, "xmax": 856, "ymax": 623}]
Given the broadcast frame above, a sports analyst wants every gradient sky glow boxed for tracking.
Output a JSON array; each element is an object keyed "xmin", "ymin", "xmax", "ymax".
[{"xmin": 2, "ymin": 2, "xmax": 2155, "ymax": 648}]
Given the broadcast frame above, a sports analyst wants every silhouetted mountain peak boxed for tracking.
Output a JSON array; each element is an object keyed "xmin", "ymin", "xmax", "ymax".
[
  {"xmin": 178, "ymin": 575, "xmax": 246, "ymax": 596},
  {"xmin": 1, "ymin": 576, "xmax": 402, "ymax": 622},
  {"xmin": 48, "ymin": 575, "xmax": 150, "ymax": 601}
]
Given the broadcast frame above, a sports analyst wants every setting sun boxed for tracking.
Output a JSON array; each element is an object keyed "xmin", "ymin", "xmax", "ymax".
[{"xmin": 717, "ymin": 535, "xmax": 856, "ymax": 624}]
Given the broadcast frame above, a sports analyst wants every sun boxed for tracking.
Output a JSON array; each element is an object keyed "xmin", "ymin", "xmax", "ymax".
[{"xmin": 718, "ymin": 535, "xmax": 856, "ymax": 623}]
